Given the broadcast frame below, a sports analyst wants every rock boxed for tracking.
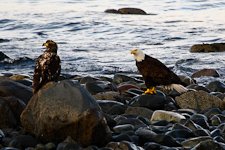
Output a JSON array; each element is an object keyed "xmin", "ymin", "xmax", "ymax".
[
  {"xmin": 96, "ymin": 100, "xmax": 125, "ymax": 113},
  {"xmin": 219, "ymin": 97, "xmax": 225, "ymax": 111},
  {"xmin": 165, "ymin": 129, "xmax": 192, "ymax": 138},
  {"xmin": 85, "ymin": 82, "xmax": 105, "ymax": 95},
  {"xmin": 150, "ymin": 110, "xmax": 185, "ymax": 124},
  {"xmin": 113, "ymin": 124, "xmax": 134, "ymax": 133},
  {"xmin": 205, "ymin": 81, "xmax": 225, "ymax": 92},
  {"xmin": 172, "ymin": 123, "xmax": 192, "ymax": 132},
  {"xmin": 135, "ymin": 128, "xmax": 157, "ymax": 145},
  {"xmin": 117, "ymin": 84, "xmax": 140, "ymax": 94},
  {"xmin": 187, "ymin": 84, "xmax": 210, "ymax": 92},
  {"xmin": 0, "ymin": 97, "xmax": 17, "ymax": 128},
  {"xmin": 190, "ymin": 43, "xmax": 225, "ymax": 52},
  {"xmin": 112, "ymin": 133, "xmax": 132, "ymax": 142},
  {"xmin": 113, "ymin": 74, "xmax": 142, "ymax": 85},
  {"xmin": 79, "ymin": 76, "xmax": 98, "ymax": 84},
  {"xmin": 10, "ymin": 74, "xmax": 30, "ymax": 80},
  {"xmin": 184, "ymin": 120, "xmax": 202, "ymax": 131},
  {"xmin": 143, "ymin": 142, "xmax": 162, "ymax": 150},
  {"xmin": 192, "ymin": 129, "xmax": 210, "ymax": 137},
  {"xmin": 125, "ymin": 106, "xmax": 153, "ymax": 120},
  {"xmin": 92, "ymin": 91, "xmax": 123, "ymax": 102},
  {"xmin": 204, "ymin": 108, "xmax": 222, "ymax": 118},
  {"xmin": 10, "ymin": 135, "xmax": 39, "ymax": 149},
  {"xmin": 106, "ymin": 141, "xmax": 144, "ymax": 150},
  {"xmin": 179, "ymin": 75, "xmax": 196, "ymax": 85},
  {"xmin": 0, "ymin": 51, "xmax": 9, "ymax": 61},
  {"xmin": 191, "ymin": 139, "xmax": 225, "ymax": 150},
  {"xmin": 56, "ymin": 142, "xmax": 82, "ymax": 150},
  {"xmin": 105, "ymin": 8, "xmax": 147, "ymax": 15},
  {"xmin": 118, "ymin": 8, "xmax": 147, "ymax": 15},
  {"xmin": 210, "ymin": 115, "xmax": 221, "ymax": 126},
  {"xmin": 181, "ymin": 136, "xmax": 212, "ymax": 148},
  {"xmin": 45, "ymin": 142, "xmax": 56, "ymax": 150},
  {"xmin": 191, "ymin": 69, "xmax": 220, "ymax": 78},
  {"xmin": 175, "ymin": 90, "xmax": 221, "ymax": 111},
  {"xmin": 20, "ymin": 80, "xmax": 112, "ymax": 147},
  {"xmin": 130, "ymin": 91, "xmax": 166, "ymax": 110},
  {"xmin": 154, "ymin": 134, "xmax": 181, "ymax": 147},
  {"xmin": 107, "ymin": 104, "xmax": 128, "ymax": 115},
  {"xmin": 0, "ymin": 79, "xmax": 33, "ymax": 104},
  {"xmin": 117, "ymin": 118, "xmax": 147, "ymax": 129},
  {"xmin": 152, "ymin": 120, "xmax": 170, "ymax": 126}
]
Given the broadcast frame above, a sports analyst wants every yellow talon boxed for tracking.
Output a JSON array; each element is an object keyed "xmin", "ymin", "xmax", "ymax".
[{"xmin": 142, "ymin": 87, "xmax": 157, "ymax": 95}]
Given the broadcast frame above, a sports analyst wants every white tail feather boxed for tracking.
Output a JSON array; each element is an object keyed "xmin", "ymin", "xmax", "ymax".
[{"xmin": 170, "ymin": 84, "xmax": 188, "ymax": 93}]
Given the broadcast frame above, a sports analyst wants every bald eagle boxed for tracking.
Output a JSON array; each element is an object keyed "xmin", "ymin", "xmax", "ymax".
[
  {"xmin": 33, "ymin": 40, "xmax": 61, "ymax": 94},
  {"xmin": 131, "ymin": 49, "xmax": 187, "ymax": 94}
]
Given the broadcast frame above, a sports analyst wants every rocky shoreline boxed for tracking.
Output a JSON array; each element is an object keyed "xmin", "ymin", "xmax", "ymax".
[{"xmin": 0, "ymin": 69, "xmax": 225, "ymax": 150}]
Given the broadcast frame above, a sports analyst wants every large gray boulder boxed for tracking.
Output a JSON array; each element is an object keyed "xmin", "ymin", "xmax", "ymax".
[
  {"xmin": 20, "ymin": 80, "xmax": 112, "ymax": 147},
  {"xmin": 175, "ymin": 90, "xmax": 221, "ymax": 111}
]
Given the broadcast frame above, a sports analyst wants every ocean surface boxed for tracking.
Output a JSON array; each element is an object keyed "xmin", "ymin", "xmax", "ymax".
[{"xmin": 1, "ymin": 0, "xmax": 225, "ymax": 85}]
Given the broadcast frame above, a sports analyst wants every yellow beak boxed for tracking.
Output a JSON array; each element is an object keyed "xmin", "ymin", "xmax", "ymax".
[
  {"xmin": 42, "ymin": 43, "xmax": 49, "ymax": 47},
  {"xmin": 131, "ymin": 49, "xmax": 136, "ymax": 54}
]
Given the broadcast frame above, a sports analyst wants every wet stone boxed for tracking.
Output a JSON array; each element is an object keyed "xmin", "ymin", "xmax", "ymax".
[
  {"xmin": 211, "ymin": 129, "xmax": 222, "ymax": 138},
  {"xmin": 85, "ymin": 82, "xmax": 105, "ymax": 95},
  {"xmin": 130, "ymin": 91, "xmax": 166, "ymax": 110},
  {"xmin": 184, "ymin": 120, "xmax": 202, "ymax": 131},
  {"xmin": 125, "ymin": 106, "xmax": 153, "ymax": 120},
  {"xmin": 213, "ymin": 136, "xmax": 225, "ymax": 143},
  {"xmin": 153, "ymin": 134, "xmax": 181, "ymax": 147},
  {"xmin": 181, "ymin": 136, "xmax": 212, "ymax": 148},
  {"xmin": 205, "ymin": 81, "xmax": 225, "ymax": 93},
  {"xmin": 192, "ymin": 129, "xmax": 210, "ymax": 137},
  {"xmin": 112, "ymin": 133, "xmax": 132, "ymax": 142},
  {"xmin": 210, "ymin": 115, "xmax": 221, "ymax": 126},
  {"xmin": 191, "ymin": 69, "xmax": 220, "ymax": 78},
  {"xmin": 191, "ymin": 118, "xmax": 209, "ymax": 129},
  {"xmin": 107, "ymin": 104, "xmax": 128, "ymax": 115},
  {"xmin": 97, "ymin": 100, "xmax": 125, "ymax": 113},
  {"xmin": 117, "ymin": 118, "xmax": 147, "ymax": 129},
  {"xmin": 143, "ymin": 142, "xmax": 162, "ymax": 150},
  {"xmin": 135, "ymin": 128, "xmax": 157, "ymax": 145},
  {"xmin": 187, "ymin": 84, "xmax": 210, "ymax": 92},
  {"xmin": 191, "ymin": 139, "xmax": 225, "ymax": 150},
  {"xmin": 165, "ymin": 129, "xmax": 192, "ymax": 139},
  {"xmin": 204, "ymin": 108, "xmax": 222, "ymax": 119},
  {"xmin": 113, "ymin": 124, "xmax": 134, "ymax": 133},
  {"xmin": 152, "ymin": 120, "xmax": 170, "ymax": 126},
  {"xmin": 56, "ymin": 142, "xmax": 82, "ymax": 150},
  {"xmin": 172, "ymin": 123, "xmax": 192, "ymax": 132}
]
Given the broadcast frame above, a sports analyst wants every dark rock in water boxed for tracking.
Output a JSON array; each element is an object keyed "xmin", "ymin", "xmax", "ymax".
[
  {"xmin": 105, "ymin": 8, "xmax": 147, "ymax": 15},
  {"xmin": 190, "ymin": 43, "xmax": 225, "ymax": 52},
  {"xmin": 0, "ymin": 51, "xmax": 9, "ymax": 61},
  {"xmin": 179, "ymin": 75, "xmax": 196, "ymax": 85},
  {"xmin": 0, "ymin": 78, "xmax": 33, "ymax": 104},
  {"xmin": 130, "ymin": 91, "xmax": 166, "ymax": 110},
  {"xmin": 187, "ymin": 84, "xmax": 210, "ymax": 92},
  {"xmin": 175, "ymin": 90, "xmax": 221, "ymax": 111},
  {"xmin": 0, "ymin": 96, "xmax": 17, "ymax": 128},
  {"xmin": 191, "ymin": 69, "xmax": 220, "ymax": 78},
  {"xmin": 191, "ymin": 139, "xmax": 225, "ymax": 150},
  {"xmin": 153, "ymin": 134, "xmax": 181, "ymax": 147},
  {"xmin": 56, "ymin": 142, "xmax": 82, "ymax": 150},
  {"xmin": 125, "ymin": 106, "xmax": 153, "ymax": 120},
  {"xmin": 106, "ymin": 141, "xmax": 144, "ymax": 150},
  {"xmin": 165, "ymin": 129, "xmax": 192, "ymax": 138},
  {"xmin": 85, "ymin": 82, "xmax": 105, "ymax": 95},
  {"xmin": 118, "ymin": 8, "xmax": 147, "ymax": 15},
  {"xmin": 20, "ymin": 80, "xmax": 112, "ymax": 147},
  {"xmin": 205, "ymin": 81, "xmax": 225, "ymax": 93}
]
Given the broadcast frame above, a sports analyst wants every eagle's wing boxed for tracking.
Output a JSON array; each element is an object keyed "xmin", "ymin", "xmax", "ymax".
[
  {"xmin": 33, "ymin": 53, "xmax": 61, "ymax": 94},
  {"xmin": 137, "ymin": 55, "xmax": 181, "ymax": 84}
]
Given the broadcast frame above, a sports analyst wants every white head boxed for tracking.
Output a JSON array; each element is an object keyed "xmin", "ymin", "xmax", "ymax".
[{"xmin": 130, "ymin": 49, "xmax": 145, "ymax": 62}]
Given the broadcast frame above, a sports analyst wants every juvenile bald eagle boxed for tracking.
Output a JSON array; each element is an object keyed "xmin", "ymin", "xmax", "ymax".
[
  {"xmin": 131, "ymin": 49, "xmax": 187, "ymax": 94},
  {"xmin": 33, "ymin": 40, "xmax": 61, "ymax": 94}
]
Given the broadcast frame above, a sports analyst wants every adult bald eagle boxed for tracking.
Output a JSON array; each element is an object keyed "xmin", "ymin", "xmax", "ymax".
[
  {"xmin": 33, "ymin": 40, "xmax": 61, "ymax": 94},
  {"xmin": 131, "ymin": 49, "xmax": 187, "ymax": 94}
]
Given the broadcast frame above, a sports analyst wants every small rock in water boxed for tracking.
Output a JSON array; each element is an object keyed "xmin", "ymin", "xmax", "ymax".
[
  {"xmin": 105, "ymin": 7, "xmax": 147, "ymax": 15},
  {"xmin": 191, "ymin": 69, "xmax": 220, "ymax": 78},
  {"xmin": 190, "ymin": 43, "xmax": 225, "ymax": 52},
  {"xmin": 205, "ymin": 81, "xmax": 225, "ymax": 93}
]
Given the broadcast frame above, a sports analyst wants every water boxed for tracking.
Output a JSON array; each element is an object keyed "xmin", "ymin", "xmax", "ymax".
[{"xmin": 1, "ymin": 0, "xmax": 225, "ymax": 85}]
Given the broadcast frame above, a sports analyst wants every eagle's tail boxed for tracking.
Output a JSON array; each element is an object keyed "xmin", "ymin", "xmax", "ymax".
[{"xmin": 162, "ymin": 84, "xmax": 188, "ymax": 94}]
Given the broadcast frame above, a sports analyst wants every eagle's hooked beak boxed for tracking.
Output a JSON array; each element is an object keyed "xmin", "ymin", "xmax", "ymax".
[
  {"xmin": 131, "ymin": 49, "xmax": 137, "ymax": 54},
  {"xmin": 42, "ymin": 43, "xmax": 49, "ymax": 47}
]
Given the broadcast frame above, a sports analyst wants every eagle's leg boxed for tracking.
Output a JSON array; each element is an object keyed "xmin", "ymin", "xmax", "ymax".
[{"xmin": 143, "ymin": 87, "xmax": 157, "ymax": 95}]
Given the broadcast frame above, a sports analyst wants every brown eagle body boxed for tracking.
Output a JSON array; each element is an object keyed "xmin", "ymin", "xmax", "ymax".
[
  {"xmin": 33, "ymin": 40, "xmax": 61, "ymax": 94},
  {"xmin": 131, "ymin": 49, "xmax": 187, "ymax": 94},
  {"xmin": 136, "ymin": 54, "xmax": 182, "ymax": 87}
]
